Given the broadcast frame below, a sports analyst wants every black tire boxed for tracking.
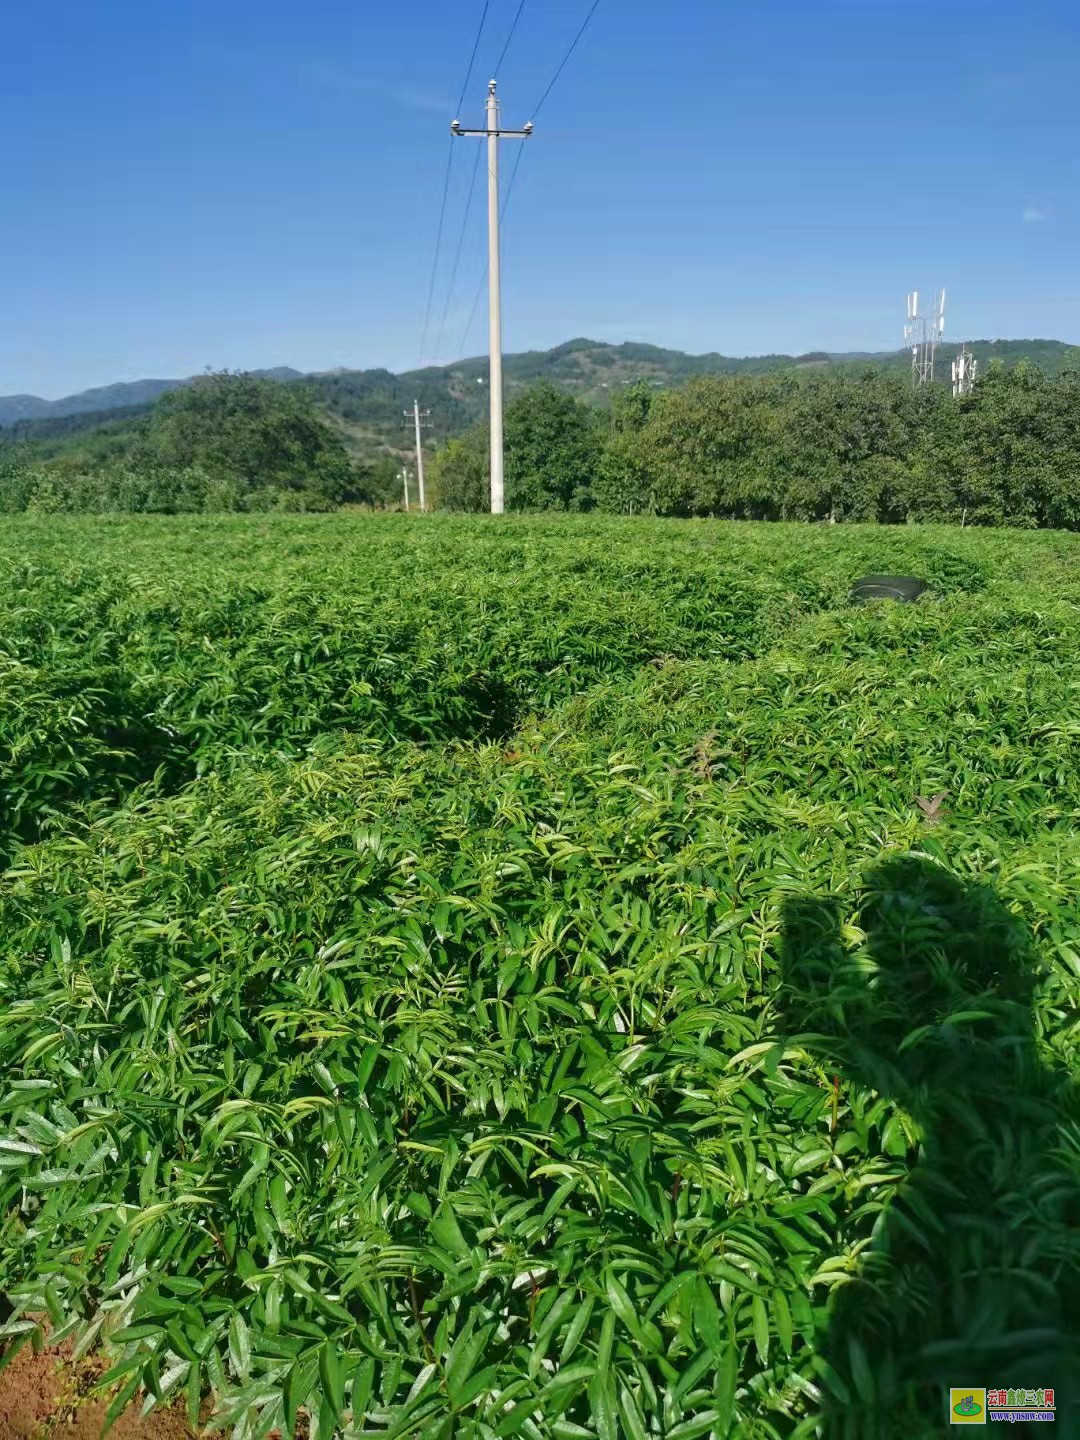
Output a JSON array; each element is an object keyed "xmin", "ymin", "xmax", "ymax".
[{"xmin": 850, "ymin": 574, "xmax": 928, "ymax": 605}]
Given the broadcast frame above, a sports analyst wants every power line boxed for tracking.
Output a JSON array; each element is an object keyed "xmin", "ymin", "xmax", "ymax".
[
  {"xmin": 431, "ymin": 142, "xmax": 483, "ymax": 363},
  {"xmin": 456, "ymin": 145, "xmax": 526, "ymax": 359},
  {"xmin": 417, "ymin": 145, "xmax": 456, "ymax": 366},
  {"xmin": 456, "ymin": 0, "xmax": 492, "ymax": 113},
  {"xmin": 494, "ymin": 0, "xmax": 528, "ymax": 75},
  {"xmin": 451, "ymin": 0, "xmax": 600, "ymax": 361},
  {"xmin": 531, "ymin": 0, "xmax": 600, "ymax": 116},
  {"xmin": 503, "ymin": 146, "xmax": 527, "ymax": 217},
  {"xmin": 435, "ymin": 1, "xmax": 527, "ymax": 363},
  {"xmin": 417, "ymin": 0, "xmax": 493, "ymax": 366}
]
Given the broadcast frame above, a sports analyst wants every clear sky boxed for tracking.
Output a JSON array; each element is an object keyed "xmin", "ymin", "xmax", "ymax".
[{"xmin": 2, "ymin": 0, "xmax": 1077, "ymax": 398}]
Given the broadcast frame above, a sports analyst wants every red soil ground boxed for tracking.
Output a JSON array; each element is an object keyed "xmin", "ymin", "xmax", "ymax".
[{"xmin": 0, "ymin": 1339, "xmax": 196, "ymax": 1440}]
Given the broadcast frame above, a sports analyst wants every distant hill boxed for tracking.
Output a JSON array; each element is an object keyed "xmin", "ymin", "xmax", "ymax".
[
  {"xmin": 0, "ymin": 395, "xmax": 49, "ymax": 424},
  {"xmin": 0, "ymin": 368, "xmax": 304, "ymax": 427},
  {"xmin": 308, "ymin": 337, "xmax": 1080, "ymax": 449},
  {"xmin": 3, "ymin": 340, "xmax": 1075, "ymax": 459},
  {"xmin": 418, "ymin": 336, "xmax": 1078, "ymax": 399}
]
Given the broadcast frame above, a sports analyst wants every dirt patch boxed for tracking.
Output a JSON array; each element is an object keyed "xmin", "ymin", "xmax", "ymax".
[{"xmin": 0, "ymin": 1339, "xmax": 196, "ymax": 1440}]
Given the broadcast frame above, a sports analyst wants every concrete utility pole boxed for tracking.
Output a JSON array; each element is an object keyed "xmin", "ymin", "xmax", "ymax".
[
  {"xmin": 452, "ymin": 81, "xmax": 532, "ymax": 514},
  {"xmin": 404, "ymin": 400, "xmax": 432, "ymax": 510},
  {"xmin": 400, "ymin": 467, "xmax": 411, "ymax": 510}
]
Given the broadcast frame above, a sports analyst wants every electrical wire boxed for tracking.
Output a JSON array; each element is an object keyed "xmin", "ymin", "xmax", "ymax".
[
  {"xmin": 456, "ymin": 0, "xmax": 491, "ymax": 112},
  {"xmin": 431, "ymin": 142, "xmax": 483, "ymax": 363},
  {"xmin": 432, "ymin": 0, "xmax": 528, "ymax": 364},
  {"xmin": 494, "ymin": 0, "xmax": 527, "ymax": 77},
  {"xmin": 417, "ymin": 0, "xmax": 492, "ymax": 367},
  {"xmin": 417, "ymin": 144, "xmax": 456, "ymax": 367},
  {"xmin": 455, "ymin": 145, "xmax": 526, "ymax": 359},
  {"xmin": 452, "ymin": 0, "xmax": 600, "ymax": 359},
  {"xmin": 530, "ymin": 0, "xmax": 600, "ymax": 117},
  {"xmin": 429, "ymin": 0, "xmax": 523, "ymax": 364}
]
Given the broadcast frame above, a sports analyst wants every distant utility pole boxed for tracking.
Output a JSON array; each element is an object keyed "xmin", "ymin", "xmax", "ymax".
[
  {"xmin": 951, "ymin": 343, "xmax": 977, "ymax": 397},
  {"xmin": 905, "ymin": 288, "xmax": 946, "ymax": 386},
  {"xmin": 400, "ymin": 467, "xmax": 411, "ymax": 510},
  {"xmin": 452, "ymin": 81, "xmax": 533, "ymax": 514},
  {"xmin": 404, "ymin": 400, "xmax": 432, "ymax": 510}
]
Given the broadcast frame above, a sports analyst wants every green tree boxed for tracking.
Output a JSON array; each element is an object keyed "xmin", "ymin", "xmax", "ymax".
[
  {"xmin": 772, "ymin": 371, "xmax": 918, "ymax": 522},
  {"xmin": 504, "ymin": 383, "xmax": 602, "ymax": 511},
  {"xmin": 146, "ymin": 371, "xmax": 354, "ymax": 506},
  {"xmin": 635, "ymin": 374, "xmax": 790, "ymax": 517},
  {"xmin": 431, "ymin": 429, "xmax": 489, "ymax": 512},
  {"xmin": 594, "ymin": 382, "xmax": 655, "ymax": 514},
  {"xmin": 349, "ymin": 453, "xmax": 407, "ymax": 508},
  {"xmin": 949, "ymin": 360, "xmax": 1080, "ymax": 528},
  {"xmin": 903, "ymin": 385, "xmax": 966, "ymax": 523}
]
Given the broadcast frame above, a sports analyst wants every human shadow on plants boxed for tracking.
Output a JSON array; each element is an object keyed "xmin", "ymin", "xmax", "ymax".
[{"xmin": 777, "ymin": 857, "xmax": 1080, "ymax": 1438}]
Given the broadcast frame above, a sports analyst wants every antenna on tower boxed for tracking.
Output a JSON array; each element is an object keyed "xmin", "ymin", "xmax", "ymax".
[
  {"xmin": 906, "ymin": 286, "xmax": 945, "ymax": 386},
  {"xmin": 952, "ymin": 341, "xmax": 977, "ymax": 397}
]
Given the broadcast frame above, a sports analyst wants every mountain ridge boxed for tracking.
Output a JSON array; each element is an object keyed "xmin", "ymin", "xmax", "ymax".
[
  {"xmin": 0, "ymin": 368, "xmax": 305, "ymax": 427},
  {"xmin": 2, "ymin": 339, "xmax": 1075, "ymax": 435}
]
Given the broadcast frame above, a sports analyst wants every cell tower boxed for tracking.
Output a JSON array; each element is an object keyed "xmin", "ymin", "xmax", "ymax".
[
  {"xmin": 905, "ymin": 288, "xmax": 946, "ymax": 386},
  {"xmin": 952, "ymin": 343, "xmax": 977, "ymax": 397}
]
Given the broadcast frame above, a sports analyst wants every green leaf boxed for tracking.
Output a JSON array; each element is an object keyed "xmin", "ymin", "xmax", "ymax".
[
  {"xmin": 693, "ymin": 1277, "xmax": 721, "ymax": 1356},
  {"xmin": 595, "ymin": 1307, "xmax": 616, "ymax": 1381},
  {"xmin": 559, "ymin": 1293, "xmax": 595, "ymax": 1365},
  {"xmin": 667, "ymin": 1414, "xmax": 723, "ymax": 1440},
  {"xmin": 791, "ymin": 1148, "xmax": 832, "ymax": 1176},
  {"xmin": 429, "ymin": 1201, "xmax": 469, "ymax": 1258},
  {"xmin": 185, "ymin": 1359, "xmax": 202, "ymax": 1429},
  {"xmin": 283, "ymin": 1360, "xmax": 307, "ymax": 1437},
  {"xmin": 604, "ymin": 1271, "xmax": 641, "ymax": 1339},
  {"xmin": 752, "ymin": 1294, "xmax": 769, "ymax": 1366},
  {"xmin": 773, "ymin": 1289, "xmax": 793, "ymax": 1357},
  {"xmin": 229, "ymin": 1312, "xmax": 252, "ymax": 1381},
  {"xmin": 101, "ymin": 1372, "xmax": 142, "ymax": 1438},
  {"xmin": 715, "ymin": 1342, "xmax": 738, "ymax": 1433},
  {"xmin": 848, "ymin": 1335, "xmax": 875, "ymax": 1406},
  {"xmin": 318, "ymin": 1340, "xmax": 345, "ymax": 1419},
  {"xmin": 617, "ymin": 1380, "xmax": 648, "ymax": 1440}
]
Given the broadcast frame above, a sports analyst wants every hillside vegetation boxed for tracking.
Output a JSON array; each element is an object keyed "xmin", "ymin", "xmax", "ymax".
[
  {"xmin": 436, "ymin": 360, "xmax": 1080, "ymax": 528},
  {"xmin": 3, "ymin": 337, "xmax": 1077, "ymax": 459},
  {"xmin": 1, "ymin": 514, "xmax": 1078, "ymax": 1437},
  {"xmin": 3, "ymin": 353, "xmax": 1080, "ymax": 527},
  {"xmin": 0, "ymin": 373, "xmax": 374, "ymax": 514},
  {"xmin": 0, "ymin": 369, "xmax": 305, "ymax": 427}
]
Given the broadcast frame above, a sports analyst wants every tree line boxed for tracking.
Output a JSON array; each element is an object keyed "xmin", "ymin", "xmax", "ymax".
[
  {"xmin": 433, "ymin": 358, "xmax": 1080, "ymax": 528},
  {"xmin": 0, "ymin": 372, "xmax": 397, "ymax": 513},
  {"xmin": 3, "ymin": 358, "xmax": 1080, "ymax": 527}
]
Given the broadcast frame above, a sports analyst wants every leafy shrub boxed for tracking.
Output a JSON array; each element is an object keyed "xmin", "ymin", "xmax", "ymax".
[
  {"xmin": 1, "ymin": 514, "xmax": 1078, "ymax": 1437},
  {"xmin": 0, "ymin": 373, "xmax": 357, "ymax": 514}
]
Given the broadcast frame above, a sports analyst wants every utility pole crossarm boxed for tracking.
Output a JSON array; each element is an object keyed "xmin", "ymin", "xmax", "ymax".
[
  {"xmin": 451, "ymin": 121, "xmax": 534, "ymax": 137},
  {"xmin": 451, "ymin": 79, "xmax": 533, "ymax": 515}
]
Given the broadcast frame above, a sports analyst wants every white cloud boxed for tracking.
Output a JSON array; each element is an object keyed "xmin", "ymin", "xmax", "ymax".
[
  {"xmin": 300, "ymin": 62, "xmax": 451, "ymax": 116},
  {"xmin": 1022, "ymin": 207, "xmax": 1048, "ymax": 223}
]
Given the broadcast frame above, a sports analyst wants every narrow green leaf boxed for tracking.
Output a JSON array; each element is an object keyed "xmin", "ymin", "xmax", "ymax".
[{"xmin": 318, "ymin": 1340, "xmax": 345, "ymax": 1418}]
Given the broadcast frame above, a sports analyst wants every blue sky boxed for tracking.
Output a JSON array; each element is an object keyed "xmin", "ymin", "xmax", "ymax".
[{"xmin": 2, "ymin": 0, "xmax": 1077, "ymax": 397}]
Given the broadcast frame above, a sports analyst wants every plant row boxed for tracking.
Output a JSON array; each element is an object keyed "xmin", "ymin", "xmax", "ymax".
[{"xmin": 1, "ymin": 516, "xmax": 1078, "ymax": 1436}]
